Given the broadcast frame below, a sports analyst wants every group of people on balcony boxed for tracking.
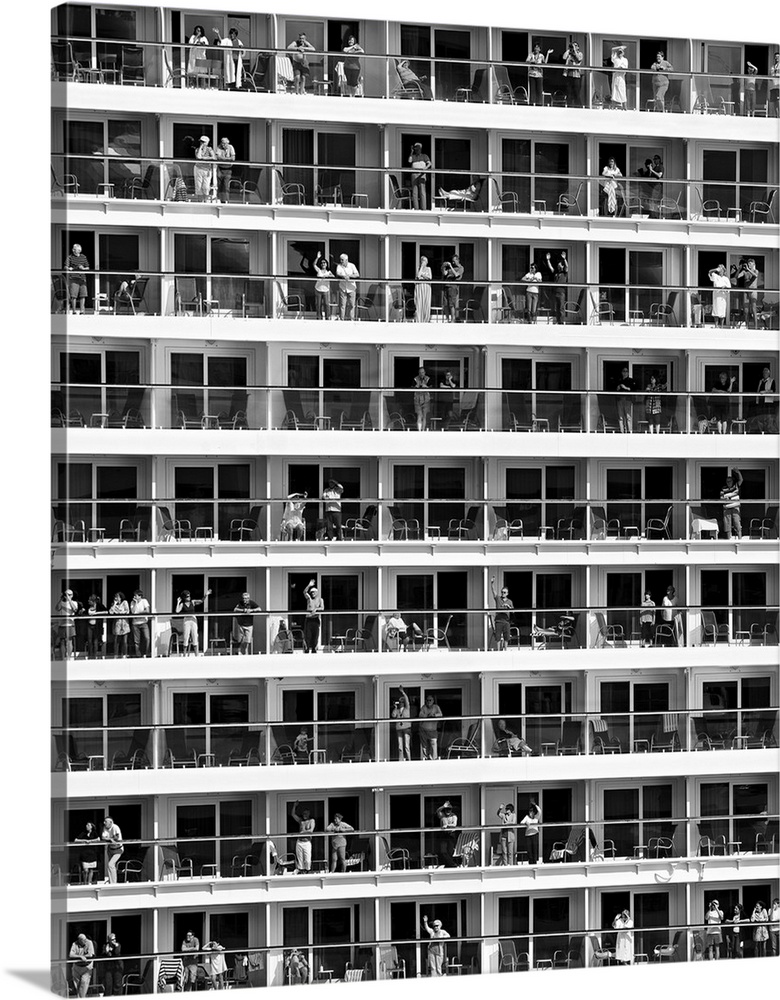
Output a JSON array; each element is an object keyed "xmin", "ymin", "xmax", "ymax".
[
  {"xmin": 702, "ymin": 899, "xmax": 780, "ymax": 959},
  {"xmin": 186, "ymin": 24, "xmax": 245, "ymax": 90},
  {"xmin": 708, "ymin": 259, "xmax": 761, "ymax": 329}
]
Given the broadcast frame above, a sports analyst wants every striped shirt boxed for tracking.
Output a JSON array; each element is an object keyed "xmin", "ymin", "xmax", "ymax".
[
  {"xmin": 720, "ymin": 483, "xmax": 740, "ymax": 509},
  {"xmin": 65, "ymin": 252, "xmax": 89, "ymax": 274}
]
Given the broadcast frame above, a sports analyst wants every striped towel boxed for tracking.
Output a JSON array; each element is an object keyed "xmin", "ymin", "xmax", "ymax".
[
  {"xmin": 276, "ymin": 55, "xmax": 294, "ymax": 85},
  {"xmin": 591, "ymin": 717, "xmax": 609, "ymax": 733},
  {"xmin": 158, "ymin": 958, "xmax": 184, "ymax": 991},
  {"xmin": 663, "ymin": 713, "xmax": 677, "ymax": 732}
]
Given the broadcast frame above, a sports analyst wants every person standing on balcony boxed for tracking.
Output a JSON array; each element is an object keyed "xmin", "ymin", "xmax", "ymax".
[
  {"xmin": 436, "ymin": 800, "xmax": 459, "ymax": 867},
  {"xmin": 612, "ymin": 909, "xmax": 634, "ymax": 964},
  {"xmin": 74, "ymin": 822, "xmax": 100, "ymax": 884},
  {"xmin": 342, "ymin": 35, "xmax": 364, "ymax": 96},
  {"xmin": 181, "ymin": 930, "xmax": 200, "ymax": 991},
  {"xmin": 719, "ymin": 467, "xmax": 743, "ymax": 539},
  {"xmin": 421, "ymin": 917, "xmax": 450, "ymax": 976},
  {"xmin": 232, "ymin": 591, "xmax": 260, "ymax": 654},
  {"xmin": 323, "ymin": 478, "xmax": 345, "ymax": 540},
  {"xmin": 527, "ymin": 44, "xmax": 554, "ymax": 106},
  {"xmin": 408, "ymin": 143, "xmax": 431, "ymax": 210},
  {"xmin": 520, "ymin": 800, "xmax": 541, "ymax": 864},
  {"xmin": 101, "ymin": 816, "xmax": 124, "ymax": 884},
  {"xmin": 101, "ymin": 933, "xmax": 124, "ymax": 997},
  {"xmin": 288, "ymin": 32, "xmax": 315, "ymax": 94},
  {"xmin": 109, "ymin": 592, "xmax": 130, "ymax": 658},
  {"xmin": 213, "ymin": 27, "xmax": 244, "ymax": 90},
  {"xmin": 392, "ymin": 685, "xmax": 412, "ymax": 759},
  {"xmin": 546, "ymin": 251, "xmax": 568, "ymax": 325},
  {"xmin": 215, "ymin": 136, "xmax": 236, "ymax": 201},
  {"xmin": 708, "ymin": 370, "xmax": 736, "ymax": 433},
  {"xmin": 186, "ymin": 25, "xmax": 209, "ymax": 85},
  {"xmin": 708, "ymin": 265, "xmax": 731, "ymax": 327},
  {"xmin": 415, "ymin": 255, "xmax": 432, "ymax": 322},
  {"xmin": 85, "ymin": 594, "xmax": 107, "ymax": 659},
  {"xmin": 336, "ymin": 253, "xmax": 359, "ymax": 320},
  {"xmin": 661, "ymin": 585, "xmax": 681, "ymax": 646},
  {"xmin": 769, "ymin": 898, "xmax": 780, "ymax": 955},
  {"xmin": 650, "ymin": 51, "xmax": 673, "ymax": 111},
  {"xmin": 769, "ymin": 52, "xmax": 780, "ymax": 117},
  {"xmin": 326, "ymin": 812, "xmax": 355, "ymax": 872},
  {"xmin": 616, "ymin": 366, "xmax": 636, "ymax": 433},
  {"xmin": 65, "ymin": 243, "xmax": 90, "ymax": 314},
  {"xmin": 293, "ymin": 728, "xmax": 310, "ymax": 762},
  {"xmin": 491, "ymin": 576, "xmax": 514, "ymax": 649},
  {"xmin": 413, "ymin": 367, "xmax": 432, "ymax": 431},
  {"xmin": 563, "ymin": 40, "xmax": 583, "ymax": 107},
  {"xmin": 496, "ymin": 803, "xmax": 517, "ymax": 865},
  {"xmin": 600, "ymin": 157, "xmax": 623, "ymax": 216},
  {"xmin": 705, "ymin": 900, "xmax": 724, "ymax": 959},
  {"xmin": 610, "ymin": 46, "xmax": 628, "ymax": 109},
  {"xmin": 56, "ymin": 589, "xmax": 80, "ymax": 660},
  {"xmin": 643, "ymin": 370, "xmax": 666, "ymax": 432},
  {"xmin": 130, "ymin": 589, "xmax": 150, "ymax": 657},
  {"xmin": 303, "ymin": 579, "xmax": 324, "ymax": 652},
  {"xmin": 175, "ymin": 588, "xmax": 212, "ymax": 655},
  {"xmin": 752, "ymin": 901, "xmax": 769, "ymax": 956},
  {"xmin": 743, "ymin": 61, "xmax": 758, "ymax": 116},
  {"xmin": 640, "ymin": 591, "xmax": 656, "ymax": 647},
  {"xmin": 520, "ymin": 263, "xmax": 542, "ymax": 322},
  {"xmin": 438, "ymin": 369, "xmax": 459, "ymax": 427},
  {"xmin": 281, "ymin": 492, "xmax": 307, "ymax": 540},
  {"xmin": 69, "ymin": 933, "xmax": 95, "ymax": 998},
  {"xmin": 291, "ymin": 801, "xmax": 315, "ymax": 872},
  {"xmin": 727, "ymin": 903, "xmax": 745, "ymax": 958},
  {"xmin": 418, "ymin": 692, "xmax": 443, "ymax": 759},
  {"xmin": 441, "ymin": 254, "xmax": 464, "ymax": 322},
  {"xmin": 313, "ymin": 255, "xmax": 333, "ymax": 319},
  {"xmin": 736, "ymin": 258, "xmax": 760, "ymax": 328},
  {"xmin": 194, "ymin": 135, "xmax": 216, "ymax": 201}
]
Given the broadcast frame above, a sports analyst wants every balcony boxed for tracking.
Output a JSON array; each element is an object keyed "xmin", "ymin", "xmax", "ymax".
[
  {"xmin": 50, "ymin": 384, "xmax": 780, "ymax": 434},
  {"xmin": 50, "ymin": 707, "xmax": 779, "ymax": 773},
  {"xmin": 50, "ymin": 906, "xmax": 779, "ymax": 995},
  {"xmin": 51, "ymin": 35, "xmax": 780, "ymax": 119},
  {"xmin": 51, "ymin": 153, "xmax": 779, "ymax": 227}
]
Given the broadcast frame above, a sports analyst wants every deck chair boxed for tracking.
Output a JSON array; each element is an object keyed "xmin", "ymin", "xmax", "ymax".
[
  {"xmin": 749, "ymin": 505, "xmax": 778, "ymax": 539},
  {"xmin": 51, "ymin": 41, "xmax": 83, "ymax": 81},
  {"xmin": 696, "ymin": 188, "xmax": 721, "ymax": 219},
  {"xmin": 120, "ymin": 45, "xmax": 145, "ymax": 85},
  {"xmin": 389, "ymin": 174, "xmax": 412, "ymax": 208},
  {"xmin": 646, "ymin": 506, "xmax": 673, "ymax": 539},
  {"xmin": 594, "ymin": 612, "xmax": 626, "ymax": 647},
  {"xmin": 701, "ymin": 610, "xmax": 730, "ymax": 644},
  {"xmin": 175, "ymin": 277, "xmax": 202, "ymax": 316},
  {"xmin": 491, "ymin": 177, "xmax": 520, "ymax": 212},
  {"xmin": 344, "ymin": 967, "xmax": 364, "ymax": 982},
  {"xmin": 275, "ymin": 168, "xmax": 305, "ymax": 205},
  {"xmin": 557, "ymin": 182, "xmax": 584, "ymax": 215},
  {"xmin": 379, "ymin": 947, "xmax": 406, "ymax": 979},
  {"xmin": 549, "ymin": 825, "xmax": 587, "ymax": 862},
  {"xmin": 380, "ymin": 836, "xmax": 410, "ymax": 870},
  {"xmin": 650, "ymin": 729, "xmax": 680, "ymax": 752},
  {"xmin": 51, "ymin": 165, "xmax": 79, "ymax": 197},
  {"xmin": 498, "ymin": 940, "xmax": 519, "ymax": 972},
  {"xmin": 426, "ymin": 614, "xmax": 453, "ymax": 649},
  {"xmin": 344, "ymin": 505, "xmax": 377, "ymax": 540},
  {"xmin": 747, "ymin": 188, "xmax": 776, "ymax": 223},
  {"xmin": 447, "ymin": 721, "xmax": 479, "ymax": 758},
  {"xmin": 557, "ymin": 720, "xmax": 582, "ymax": 754}
]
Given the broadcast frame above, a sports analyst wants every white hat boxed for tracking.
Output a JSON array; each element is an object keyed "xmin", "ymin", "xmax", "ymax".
[{"xmin": 199, "ymin": 135, "xmax": 210, "ymax": 143}]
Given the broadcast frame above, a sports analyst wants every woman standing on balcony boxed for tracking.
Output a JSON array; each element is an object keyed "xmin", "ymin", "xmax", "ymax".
[
  {"xmin": 643, "ymin": 371, "xmax": 666, "ymax": 433},
  {"xmin": 610, "ymin": 46, "xmax": 628, "ymax": 109},
  {"xmin": 612, "ymin": 909, "xmax": 634, "ymax": 964},
  {"xmin": 342, "ymin": 35, "xmax": 364, "ymax": 96},
  {"xmin": 109, "ymin": 592, "xmax": 130, "ymax": 658},
  {"xmin": 414, "ymin": 256, "xmax": 432, "ymax": 322},
  {"xmin": 527, "ymin": 44, "xmax": 554, "ymax": 106},
  {"xmin": 600, "ymin": 157, "xmax": 623, "ymax": 216},
  {"xmin": 74, "ymin": 822, "xmax": 101, "ymax": 884},
  {"xmin": 186, "ymin": 25, "xmax": 209, "ymax": 84},
  {"xmin": 85, "ymin": 594, "xmax": 106, "ymax": 658},
  {"xmin": 213, "ymin": 27, "xmax": 245, "ymax": 90},
  {"xmin": 413, "ymin": 367, "xmax": 432, "ymax": 431},
  {"xmin": 194, "ymin": 136, "xmax": 216, "ymax": 202},
  {"xmin": 751, "ymin": 900, "xmax": 769, "ymax": 957},
  {"xmin": 520, "ymin": 800, "xmax": 542, "ymax": 864},
  {"xmin": 705, "ymin": 899, "xmax": 724, "ymax": 959},
  {"xmin": 313, "ymin": 255, "xmax": 333, "ymax": 319},
  {"xmin": 302, "ymin": 579, "xmax": 324, "ymax": 652},
  {"xmin": 708, "ymin": 265, "xmax": 731, "ymax": 327}
]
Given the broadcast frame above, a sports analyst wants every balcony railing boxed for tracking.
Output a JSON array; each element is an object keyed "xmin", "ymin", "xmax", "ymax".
[
  {"xmin": 49, "ymin": 271, "xmax": 780, "ymax": 330},
  {"xmin": 50, "ymin": 495, "xmax": 780, "ymax": 544},
  {"xmin": 50, "ymin": 154, "xmax": 779, "ymax": 225},
  {"xmin": 50, "ymin": 603, "xmax": 780, "ymax": 659},
  {"xmin": 50, "ymin": 707, "xmax": 779, "ymax": 772},
  {"xmin": 51, "ymin": 36, "xmax": 780, "ymax": 117},
  {"xmin": 50, "ymin": 915, "xmax": 779, "ymax": 993},
  {"xmin": 50, "ymin": 382, "xmax": 780, "ymax": 434},
  {"xmin": 52, "ymin": 810, "xmax": 778, "ymax": 888}
]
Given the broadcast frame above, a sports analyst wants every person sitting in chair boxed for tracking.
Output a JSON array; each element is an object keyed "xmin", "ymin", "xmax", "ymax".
[
  {"xmin": 532, "ymin": 613, "xmax": 575, "ymax": 642},
  {"xmin": 492, "ymin": 718, "xmax": 534, "ymax": 756},
  {"xmin": 395, "ymin": 59, "xmax": 433, "ymax": 99}
]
